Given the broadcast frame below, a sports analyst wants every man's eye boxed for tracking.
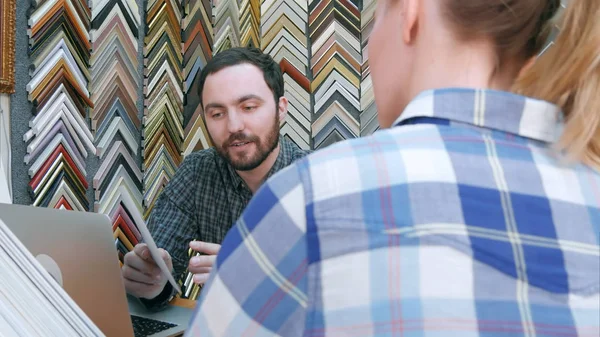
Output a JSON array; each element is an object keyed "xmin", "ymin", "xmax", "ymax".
[
  {"xmin": 243, "ymin": 106, "xmax": 257, "ymax": 111},
  {"xmin": 212, "ymin": 112, "xmax": 223, "ymax": 118}
]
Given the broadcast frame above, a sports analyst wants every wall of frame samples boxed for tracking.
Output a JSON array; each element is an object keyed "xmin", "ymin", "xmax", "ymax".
[{"xmin": 1, "ymin": 0, "xmax": 377, "ymax": 300}]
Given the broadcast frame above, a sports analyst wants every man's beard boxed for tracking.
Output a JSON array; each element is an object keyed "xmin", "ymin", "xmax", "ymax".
[{"xmin": 214, "ymin": 114, "xmax": 280, "ymax": 171}]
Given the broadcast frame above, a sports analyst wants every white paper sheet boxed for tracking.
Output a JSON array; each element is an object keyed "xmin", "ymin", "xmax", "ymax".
[
  {"xmin": 119, "ymin": 196, "xmax": 181, "ymax": 294},
  {"xmin": 0, "ymin": 95, "xmax": 11, "ymax": 204},
  {"xmin": 137, "ymin": 219, "xmax": 182, "ymax": 294}
]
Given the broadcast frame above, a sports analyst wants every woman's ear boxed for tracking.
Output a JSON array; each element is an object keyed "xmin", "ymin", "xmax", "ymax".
[
  {"xmin": 518, "ymin": 56, "xmax": 537, "ymax": 79},
  {"xmin": 402, "ymin": 0, "xmax": 420, "ymax": 44}
]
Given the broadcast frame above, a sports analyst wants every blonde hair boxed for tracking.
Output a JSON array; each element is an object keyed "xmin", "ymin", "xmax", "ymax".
[{"xmin": 514, "ymin": 0, "xmax": 600, "ymax": 169}]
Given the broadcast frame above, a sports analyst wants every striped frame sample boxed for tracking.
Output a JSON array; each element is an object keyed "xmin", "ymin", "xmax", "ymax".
[
  {"xmin": 142, "ymin": 0, "xmax": 184, "ymax": 218},
  {"xmin": 25, "ymin": 0, "xmax": 96, "ymax": 211},
  {"xmin": 182, "ymin": 0, "xmax": 213, "ymax": 156},
  {"xmin": 359, "ymin": 0, "xmax": 377, "ymax": 136},
  {"xmin": 309, "ymin": 0, "xmax": 362, "ymax": 149},
  {"xmin": 90, "ymin": 0, "xmax": 144, "ymax": 264},
  {"xmin": 239, "ymin": 0, "xmax": 260, "ymax": 47},
  {"xmin": 262, "ymin": 0, "xmax": 311, "ymax": 150},
  {"xmin": 213, "ymin": 0, "xmax": 241, "ymax": 53},
  {"xmin": 177, "ymin": 0, "xmax": 214, "ymax": 300}
]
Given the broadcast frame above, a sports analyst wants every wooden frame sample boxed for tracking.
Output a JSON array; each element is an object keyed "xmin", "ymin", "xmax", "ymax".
[{"xmin": 0, "ymin": 0, "xmax": 16, "ymax": 93}]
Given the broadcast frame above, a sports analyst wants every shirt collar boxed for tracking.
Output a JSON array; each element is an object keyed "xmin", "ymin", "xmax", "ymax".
[
  {"xmin": 392, "ymin": 88, "xmax": 563, "ymax": 143},
  {"xmin": 224, "ymin": 135, "xmax": 293, "ymax": 192}
]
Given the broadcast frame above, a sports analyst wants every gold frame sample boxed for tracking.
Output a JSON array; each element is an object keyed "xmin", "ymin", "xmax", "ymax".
[{"xmin": 0, "ymin": 0, "xmax": 15, "ymax": 93}]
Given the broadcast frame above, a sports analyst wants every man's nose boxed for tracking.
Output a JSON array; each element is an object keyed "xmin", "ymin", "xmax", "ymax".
[{"xmin": 227, "ymin": 110, "xmax": 244, "ymax": 133}]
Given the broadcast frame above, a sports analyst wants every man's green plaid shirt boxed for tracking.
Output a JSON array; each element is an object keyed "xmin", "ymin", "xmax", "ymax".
[{"xmin": 141, "ymin": 136, "xmax": 309, "ymax": 309}]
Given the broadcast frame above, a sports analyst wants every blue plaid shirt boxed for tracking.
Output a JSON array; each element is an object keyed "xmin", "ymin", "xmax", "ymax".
[{"xmin": 185, "ymin": 88, "xmax": 600, "ymax": 337}]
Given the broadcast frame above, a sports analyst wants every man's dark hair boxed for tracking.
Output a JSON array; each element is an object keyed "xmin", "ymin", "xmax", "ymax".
[{"xmin": 198, "ymin": 47, "xmax": 284, "ymax": 108}]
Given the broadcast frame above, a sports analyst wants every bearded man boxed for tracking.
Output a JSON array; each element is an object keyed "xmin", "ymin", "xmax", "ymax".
[{"xmin": 121, "ymin": 47, "xmax": 309, "ymax": 310}]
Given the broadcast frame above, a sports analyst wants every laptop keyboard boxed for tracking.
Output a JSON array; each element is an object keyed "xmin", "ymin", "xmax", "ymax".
[{"xmin": 131, "ymin": 314, "xmax": 178, "ymax": 337}]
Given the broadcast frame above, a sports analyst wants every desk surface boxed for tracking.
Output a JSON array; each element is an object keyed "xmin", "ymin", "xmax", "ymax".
[{"xmin": 169, "ymin": 297, "xmax": 197, "ymax": 309}]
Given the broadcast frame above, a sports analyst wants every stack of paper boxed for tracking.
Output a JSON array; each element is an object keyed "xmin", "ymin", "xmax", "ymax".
[{"xmin": 0, "ymin": 218, "xmax": 104, "ymax": 337}]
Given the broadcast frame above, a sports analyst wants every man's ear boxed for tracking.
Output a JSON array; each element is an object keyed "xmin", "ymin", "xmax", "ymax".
[{"xmin": 277, "ymin": 96, "xmax": 288, "ymax": 122}]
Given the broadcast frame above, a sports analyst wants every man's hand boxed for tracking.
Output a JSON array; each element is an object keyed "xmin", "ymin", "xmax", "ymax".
[
  {"xmin": 188, "ymin": 241, "xmax": 221, "ymax": 285},
  {"xmin": 122, "ymin": 243, "xmax": 173, "ymax": 299}
]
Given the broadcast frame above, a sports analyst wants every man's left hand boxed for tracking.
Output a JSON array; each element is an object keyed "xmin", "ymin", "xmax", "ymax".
[{"xmin": 188, "ymin": 241, "xmax": 221, "ymax": 285}]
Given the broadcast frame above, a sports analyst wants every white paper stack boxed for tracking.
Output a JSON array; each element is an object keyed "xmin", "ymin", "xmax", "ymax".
[{"xmin": 0, "ymin": 218, "xmax": 105, "ymax": 337}]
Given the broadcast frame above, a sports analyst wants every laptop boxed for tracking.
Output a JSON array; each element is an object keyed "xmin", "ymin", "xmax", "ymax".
[{"xmin": 0, "ymin": 203, "xmax": 194, "ymax": 337}]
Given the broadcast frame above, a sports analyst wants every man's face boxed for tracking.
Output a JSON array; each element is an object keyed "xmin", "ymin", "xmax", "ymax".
[{"xmin": 202, "ymin": 63, "xmax": 286, "ymax": 171}]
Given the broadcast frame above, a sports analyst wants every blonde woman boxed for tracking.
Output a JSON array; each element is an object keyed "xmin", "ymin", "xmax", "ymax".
[{"xmin": 186, "ymin": 0, "xmax": 599, "ymax": 336}]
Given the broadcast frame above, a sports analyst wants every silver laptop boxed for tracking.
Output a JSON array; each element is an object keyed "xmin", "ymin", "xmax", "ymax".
[{"xmin": 0, "ymin": 203, "xmax": 194, "ymax": 337}]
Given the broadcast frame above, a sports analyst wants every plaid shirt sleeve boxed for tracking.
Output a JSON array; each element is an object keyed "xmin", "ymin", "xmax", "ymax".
[
  {"xmin": 147, "ymin": 187, "xmax": 197, "ymax": 281},
  {"xmin": 142, "ymin": 155, "xmax": 201, "ymax": 309},
  {"xmin": 185, "ymin": 161, "xmax": 309, "ymax": 337}
]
